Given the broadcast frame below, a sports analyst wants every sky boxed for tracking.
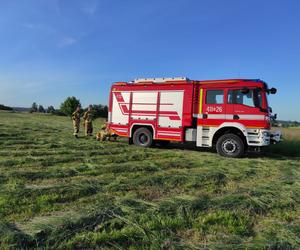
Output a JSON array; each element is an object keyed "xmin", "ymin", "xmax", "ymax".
[{"xmin": 0, "ymin": 0, "xmax": 299, "ymax": 120}]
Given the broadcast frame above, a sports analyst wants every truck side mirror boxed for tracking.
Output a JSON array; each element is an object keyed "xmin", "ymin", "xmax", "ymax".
[
  {"xmin": 268, "ymin": 107, "xmax": 273, "ymax": 113},
  {"xmin": 270, "ymin": 88, "xmax": 277, "ymax": 95},
  {"xmin": 270, "ymin": 114, "xmax": 277, "ymax": 120},
  {"xmin": 269, "ymin": 88, "xmax": 277, "ymax": 94}
]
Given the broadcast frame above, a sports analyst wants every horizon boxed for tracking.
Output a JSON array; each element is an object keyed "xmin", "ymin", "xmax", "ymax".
[
  {"xmin": 5, "ymin": 105, "xmax": 300, "ymax": 123},
  {"xmin": 0, "ymin": 0, "xmax": 300, "ymax": 120}
]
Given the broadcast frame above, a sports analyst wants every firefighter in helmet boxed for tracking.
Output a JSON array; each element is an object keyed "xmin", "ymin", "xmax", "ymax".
[
  {"xmin": 83, "ymin": 105, "xmax": 94, "ymax": 136},
  {"xmin": 72, "ymin": 106, "xmax": 81, "ymax": 138},
  {"xmin": 96, "ymin": 119, "xmax": 118, "ymax": 141},
  {"xmin": 96, "ymin": 119, "xmax": 108, "ymax": 141}
]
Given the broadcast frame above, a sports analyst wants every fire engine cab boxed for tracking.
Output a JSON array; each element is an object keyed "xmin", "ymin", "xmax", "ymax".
[{"xmin": 107, "ymin": 77, "xmax": 281, "ymax": 157}]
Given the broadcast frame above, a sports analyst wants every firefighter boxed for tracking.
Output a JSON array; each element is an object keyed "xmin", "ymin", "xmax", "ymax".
[
  {"xmin": 96, "ymin": 120, "xmax": 108, "ymax": 141},
  {"xmin": 96, "ymin": 120, "xmax": 118, "ymax": 141},
  {"xmin": 101, "ymin": 120, "xmax": 108, "ymax": 131},
  {"xmin": 83, "ymin": 105, "xmax": 93, "ymax": 136},
  {"xmin": 72, "ymin": 106, "xmax": 81, "ymax": 138}
]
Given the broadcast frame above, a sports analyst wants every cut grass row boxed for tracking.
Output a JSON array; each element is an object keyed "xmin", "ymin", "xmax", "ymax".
[{"xmin": 0, "ymin": 112, "xmax": 300, "ymax": 249}]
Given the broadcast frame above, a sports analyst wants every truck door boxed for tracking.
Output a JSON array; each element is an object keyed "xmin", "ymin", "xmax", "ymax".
[
  {"xmin": 226, "ymin": 87, "xmax": 267, "ymax": 128},
  {"xmin": 196, "ymin": 88, "xmax": 226, "ymax": 147},
  {"xmin": 201, "ymin": 88, "xmax": 226, "ymax": 127}
]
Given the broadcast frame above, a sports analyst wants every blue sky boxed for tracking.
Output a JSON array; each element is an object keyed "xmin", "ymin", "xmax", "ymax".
[{"xmin": 0, "ymin": 0, "xmax": 299, "ymax": 120}]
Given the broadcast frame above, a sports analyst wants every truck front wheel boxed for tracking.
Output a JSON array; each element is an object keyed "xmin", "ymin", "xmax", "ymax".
[
  {"xmin": 216, "ymin": 133, "xmax": 245, "ymax": 158},
  {"xmin": 133, "ymin": 127, "xmax": 153, "ymax": 147}
]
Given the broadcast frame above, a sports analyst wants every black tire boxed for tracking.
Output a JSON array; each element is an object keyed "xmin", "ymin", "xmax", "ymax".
[
  {"xmin": 216, "ymin": 133, "xmax": 245, "ymax": 158},
  {"xmin": 156, "ymin": 140, "xmax": 170, "ymax": 147},
  {"xmin": 133, "ymin": 127, "xmax": 153, "ymax": 147}
]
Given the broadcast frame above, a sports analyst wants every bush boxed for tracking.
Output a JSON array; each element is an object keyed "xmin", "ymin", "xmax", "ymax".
[
  {"xmin": 82, "ymin": 104, "xmax": 108, "ymax": 119},
  {"xmin": 30, "ymin": 102, "xmax": 38, "ymax": 113},
  {"xmin": 47, "ymin": 106, "xmax": 55, "ymax": 114},
  {"xmin": 38, "ymin": 105, "xmax": 45, "ymax": 113}
]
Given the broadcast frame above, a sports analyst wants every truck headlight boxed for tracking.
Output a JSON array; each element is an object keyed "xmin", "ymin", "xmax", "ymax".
[{"xmin": 262, "ymin": 131, "xmax": 270, "ymax": 137}]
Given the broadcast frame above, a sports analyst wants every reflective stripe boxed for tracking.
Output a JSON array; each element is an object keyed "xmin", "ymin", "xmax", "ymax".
[
  {"xmin": 115, "ymin": 129, "xmax": 128, "ymax": 133},
  {"xmin": 158, "ymin": 133, "xmax": 180, "ymax": 137},
  {"xmin": 207, "ymin": 114, "xmax": 226, "ymax": 119},
  {"xmin": 193, "ymin": 114, "xmax": 265, "ymax": 120},
  {"xmin": 157, "ymin": 130, "xmax": 181, "ymax": 135},
  {"xmin": 199, "ymin": 89, "xmax": 203, "ymax": 114},
  {"xmin": 238, "ymin": 115, "xmax": 265, "ymax": 120}
]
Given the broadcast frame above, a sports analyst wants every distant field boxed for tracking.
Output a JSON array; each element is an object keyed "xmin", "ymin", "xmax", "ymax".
[
  {"xmin": 279, "ymin": 127, "xmax": 300, "ymax": 140},
  {"xmin": 0, "ymin": 111, "xmax": 300, "ymax": 249},
  {"xmin": 268, "ymin": 127, "xmax": 300, "ymax": 157}
]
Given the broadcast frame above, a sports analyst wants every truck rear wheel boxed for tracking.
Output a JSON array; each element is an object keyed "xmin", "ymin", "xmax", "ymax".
[
  {"xmin": 216, "ymin": 133, "xmax": 245, "ymax": 158},
  {"xmin": 133, "ymin": 127, "xmax": 153, "ymax": 147}
]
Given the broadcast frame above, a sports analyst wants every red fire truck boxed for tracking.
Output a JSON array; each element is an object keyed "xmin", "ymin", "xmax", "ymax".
[{"xmin": 107, "ymin": 77, "xmax": 281, "ymax": 157}]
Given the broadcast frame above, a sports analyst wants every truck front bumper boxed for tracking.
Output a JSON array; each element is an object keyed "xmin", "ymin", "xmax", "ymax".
[
  {"xmin": 260, "ymin": 129, "xmax": 282, "ymax": 146},
  {"xmin": 270, "ymin": 130, "xmax": 282, "ymax": 144},
  {"xmin": 246, "ymin": 129, "xmax": 282, "ymax": 147}
]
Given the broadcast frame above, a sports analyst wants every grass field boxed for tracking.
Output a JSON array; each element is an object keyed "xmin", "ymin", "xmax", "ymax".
[{"xmin": 0, "ymin": 111, "xmax": 300, "ymax": 249}]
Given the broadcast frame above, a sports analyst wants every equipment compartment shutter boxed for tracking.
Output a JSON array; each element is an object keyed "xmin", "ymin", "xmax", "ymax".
[
  {"xmin": 111, "ymin": 91, "xmax": 130, "ymax": 125},
  {"xmin": 158, "ymin": 91, "xmax": 184, "ymax": 128},
  {"xmin": 131, "ymin": 92, "xmax": 158, "ymax": 121}
]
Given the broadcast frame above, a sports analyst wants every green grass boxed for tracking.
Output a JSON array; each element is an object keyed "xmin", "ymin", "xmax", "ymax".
[{"xmin": 0, "ymin": 111, "xmax": 300, "ymax": 249}]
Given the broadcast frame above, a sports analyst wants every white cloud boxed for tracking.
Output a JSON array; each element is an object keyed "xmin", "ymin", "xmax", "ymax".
[
  {"xmin": 82, "ymin": 1, "xmax": 98, "ymax": 15},
  {"xmin": 22, "ymin": 23, "xmax": 38, "ymax": 29},
  {"xmin": 58, "ymin": 36, "xmax": 78, "ymax": 48},
  {"xmin": 21, "ymin": 22, "xmax": 56, "ymax": 35}
]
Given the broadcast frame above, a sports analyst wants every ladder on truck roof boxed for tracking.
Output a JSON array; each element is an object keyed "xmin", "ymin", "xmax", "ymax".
[{"xmin": 133, "ymin": 77, "xmax": 190, "ymax": 83}]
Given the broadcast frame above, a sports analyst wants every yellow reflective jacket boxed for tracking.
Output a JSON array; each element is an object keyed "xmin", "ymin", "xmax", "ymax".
[
  {"xmin": 83, "ymin": 111, "xmax": 93, "ymax": 123},
  {"xmin": 72, "ymin": 111, "xmax": 80, "ymax": 122}
]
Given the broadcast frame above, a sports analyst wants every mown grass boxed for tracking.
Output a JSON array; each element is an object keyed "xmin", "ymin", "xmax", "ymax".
[{"xmin": 0, "ymin": 111, "xmax": 300, "ymax": 249}]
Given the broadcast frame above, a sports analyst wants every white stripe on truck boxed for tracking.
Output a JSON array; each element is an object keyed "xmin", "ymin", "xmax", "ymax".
[{"xmin": 193, "ymin": 114, "xmax": 265, "ymax": 120}]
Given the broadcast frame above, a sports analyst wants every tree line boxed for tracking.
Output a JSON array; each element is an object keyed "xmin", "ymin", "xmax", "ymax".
[
  {"xmin": 272, "ymin": 120, "xmax": 300, "ymax": 128},
  {"xmin": 0, "ymin": 104, "xmax": 13, "ymax": 111},
  {"xmin": 29, "ymin": 96, "xmax": 108, "ymax": 118}
]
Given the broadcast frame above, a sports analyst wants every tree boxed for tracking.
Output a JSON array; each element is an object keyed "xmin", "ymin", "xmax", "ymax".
[
  {"xmin": 47, "ymin": 105, "xmax": 55, "ymax": 114},
  {"xmin": 103, "ymin": 105, "xmax": 108, "ymax": 116},
  {"xmin": 60, "ymin": 97, "xmax": 81, "ymax": 116},
  {"xmin": 38, "ymin": 105, "xmax": 45, "ymax": 113},
  {"xmin": 83, "ymin": 104, "xmax": 108, "ymax": 118},
  {"xmin": 30, "ymin": 102, "xmax": 38, "ymax": 113}
]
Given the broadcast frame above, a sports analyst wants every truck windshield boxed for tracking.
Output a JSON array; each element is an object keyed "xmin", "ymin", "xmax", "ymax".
[{"xmin": 228, "ymin": 88, "xmax": 262, "ymax": 108}]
